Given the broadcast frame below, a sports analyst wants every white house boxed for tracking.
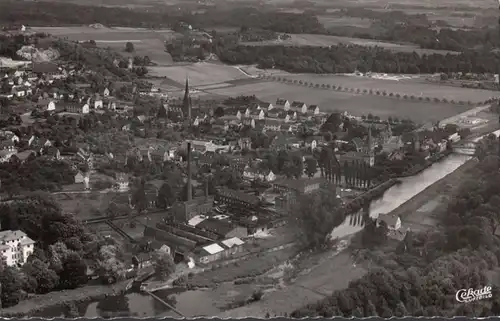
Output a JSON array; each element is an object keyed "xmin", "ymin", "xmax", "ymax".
[
  {"xmin": 307, "ymin": 105, "xmax": 320, "ymax": 115},
  {"xmin": 47, "ymin": 101, "xmax": 56, "ymax": 111},
  {"xmin": 116, "ymin": 173, "xmax": 129, "ymax": 191},
  {"xmin": 290, "ymin": 101, "xmax": 307, "ymax": 114},
  {"xmin": 275, "ymin": 98, "xmax": 290, "ymax": 111},
  {"xmin": 0, "ymin": 230, "xmax": 35, "ymax": 267},
  {"xmin": 103, "ymin": 88, "xmax": 110, "ymax": 97},
  {"xmin": 94, "ymin": 99, "xmax": 103, "ymax": 109},
  {"xmin": 377, "ymin": 214, "xmax": 402, "ymax": 230},
  {"xmin": 82, "ymin": 103, "xmax": 90, "ymax": 114},
  {"xmin": 243, "ymin": 166, "xmax": 276, "ymax": 182}
]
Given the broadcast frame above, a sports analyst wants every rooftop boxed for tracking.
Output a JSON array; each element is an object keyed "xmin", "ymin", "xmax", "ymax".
[{"xmin": 217, "ymin": 188, "xmax": 260, "ymax": 206}]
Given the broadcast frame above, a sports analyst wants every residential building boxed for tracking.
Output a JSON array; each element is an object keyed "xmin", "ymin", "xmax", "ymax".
[
  {"xmin": 0, "ymin": 230, "xmax": 35, "ymax": 267},
  {"xmin": 249, "ymin": 109, "xmax": 265, "ymax": 120},
  {"xmin": 275, "ymin": 98, "xmax": 290, "ymax": 111},
  {"xmin": 259, "ymin": 102, "xmax": 274, "ymax": 111},
  {"xmin": 243, "ymin": 166, "xmax": 276, "ymax": 182},
  {"xmin": 116, "ymin": 173, "xmax": 129, "ymax": 191},
  {"xmin": 377, "ymin": 214, "xmax": 402, "ymax": 230},
  {"xmin": 263, "ymin": 119, "xmax": 282, "ymax": 132},
  {"xmin": 290, "ymin": 101, "xmax": 307, "ymax": 114},
  {"xmin": 307, "ymin": 105, "xmax": 320, "ymax": 115}
]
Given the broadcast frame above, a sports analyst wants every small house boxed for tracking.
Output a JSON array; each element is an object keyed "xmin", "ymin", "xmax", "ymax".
[
  {"xmin": 275, "ymin": 98, "xmax": 290, "ymax": 111},
  {"xmin": 290, "ymin": 101, "xmax": 307, "ymax": 114},
  {"xmin": 377, "ymin": 214, "xmax": 402, "ymax": 231}
]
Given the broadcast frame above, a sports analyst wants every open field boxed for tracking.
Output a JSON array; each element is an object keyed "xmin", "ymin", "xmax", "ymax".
[
  {"xmin": 31, "ymin": 26, "xmax": 178, "ymax": 65},
  {"xmin": 277, "ymin": 74, "xmax": 497, "ymax": 103},
  {"xmin": 240, "ymin": 33, "xmax": 458, "ymax": 55},
  {"xmin": 317, "ymin": 16, "xmax": 372, "ymax": 28},
  {"xmin": 206, "ymin": 81, "xmax": 473, "ymax": 122},
  {"xmin": 148, "ymin": 63, "xmax": 249, "ymax": 86}
]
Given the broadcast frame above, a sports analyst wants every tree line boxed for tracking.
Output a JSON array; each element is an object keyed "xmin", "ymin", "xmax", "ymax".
[{"xmin": 217, "ymin": 44, "xmax": 500, "ymax": 74}]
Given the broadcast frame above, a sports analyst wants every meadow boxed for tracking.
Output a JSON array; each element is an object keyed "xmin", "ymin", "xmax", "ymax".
[
  {"xmin": 206, "ymin": 81, "xmax": 474, "ymax": 123},
  {"xmin": 31, "ymin": 26, "xmax": 178, "ymax": 65},
  {"xmin": 240, "ymin": 33, "xmax": 458, "ymax": 55}
]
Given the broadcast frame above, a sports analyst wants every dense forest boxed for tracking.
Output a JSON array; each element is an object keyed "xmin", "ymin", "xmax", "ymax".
[
  {"xmin": 291, "ymin": 135, "xmax": 500, "ymax": 317},
  {"xmin": 217, "ymin": 44, "xmax": 500, "ymax": 74}
]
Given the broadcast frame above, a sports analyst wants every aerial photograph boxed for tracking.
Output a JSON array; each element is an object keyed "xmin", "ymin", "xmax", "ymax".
[{"xmin": 0, "ymin": 0, "xmax": 499, "ymax": 317}]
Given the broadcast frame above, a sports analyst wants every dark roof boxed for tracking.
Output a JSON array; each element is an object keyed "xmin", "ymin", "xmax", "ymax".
[
  {"xmin": 32, "ymin": 62, "xmax": 58, "ymax": 74},
  {"xmin": 291, "ymin": 101, "xmax": 305, "ymax": 107},
  {"xmin": 275, "ymin": 98, "xmax": 288, "ymax": 105},
  {"xmin": 308, "ymin": 105, "xmax": 318, "ymax": 110},
  {"xmin": 217, "ymin": 188, "xmax": 260, "ymax": 206},
  {"xmin": 273, "ymin": 177, "xmax": 326, "ymax": 193},
  {"xmin": 196, "ymin": 218, "xmax": 238, "ymax": 237}
]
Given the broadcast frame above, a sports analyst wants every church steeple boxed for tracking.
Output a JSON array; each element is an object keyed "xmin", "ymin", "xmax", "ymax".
[
  {"xmin": 367, "ymin": 126, "xmax": 373, "ymax": 152},
  {"xmin": 183, "ymin": 77, "xmax": 191, "ymax": 124}
]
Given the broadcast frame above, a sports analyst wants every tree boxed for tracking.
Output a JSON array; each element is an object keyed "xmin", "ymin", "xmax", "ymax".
[
  {"xmin": 214, "ymin": 106, "xmax": 225, "ymax": 117},
  {"xmin": 58, "ymin": 252, "xmax": 88, "ymax": 289},
  {"xmin": 289, "ymin": 184, "xmax": 343, "ymax": 249},
  {"xmin": 153, "ymin": 251, "xmax": 175, "ymax": 281},
  {"xmin": 22, "ymin": 259, "xmax": 59, "ymax": 294},
  {"xmin": 125, "ymin": 42, "xmax": 135, "ymax": 52},
  {"xmin": 0, "ymin": 264, "xmax": 23, "ymax": 308},
  {"xmin": 157, "ymin": 182, "xmax": 176, "ymax": 209},
  {"xmin": 131, "ymin": 182, "xmax": 148, "ymax": 213},
  {"xmin": 304, "ymin": 157, "xmax": 318, "ymax": 178}
]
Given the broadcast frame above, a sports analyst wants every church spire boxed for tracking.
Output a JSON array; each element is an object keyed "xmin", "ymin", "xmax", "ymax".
[
  {"xmin": 367, "ymin": 126, "xmax": 373, "ymax": 151},
  {"xmin": 183, "ymin": 77, "xmax": 191, "ymax": 124}
]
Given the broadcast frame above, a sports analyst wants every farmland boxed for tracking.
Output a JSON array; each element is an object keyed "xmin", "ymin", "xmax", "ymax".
[
  {"xmin": 274, "ymin": 74, "xmax": 497, "ymax": 103},
  {"xmin": 205, "ymin": 81, "xmax": 473, "ymax": 123},
  {"xmin": 148, "ymin": 63, "xmax": 250, "ymax": 86},
  {"xmin": 31, "ymin": 26, "xmax": 178, "ymax": 65},
  {"xmin": 240, "ymin": 33, "xmax": 458, "ymax": 55}
]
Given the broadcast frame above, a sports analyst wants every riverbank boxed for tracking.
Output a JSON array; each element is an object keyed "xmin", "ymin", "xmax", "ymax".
[
  {"xmin": 389, "ymin": 155, "xmax": 477, "ymax": 231},
  {"xmin": 0, "ymin": 281, "xmax": 129, "ymax": 317}
]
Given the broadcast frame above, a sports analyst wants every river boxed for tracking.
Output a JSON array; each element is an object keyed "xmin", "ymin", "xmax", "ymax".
[{"xmin": 33, "ymin": 153, "xmax": 473, "ymax": 318}]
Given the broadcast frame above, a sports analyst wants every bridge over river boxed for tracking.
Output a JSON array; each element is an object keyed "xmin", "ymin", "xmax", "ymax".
[{"xmin": 452, "ymin": 129, "xmax": 500, "ymax": 156}]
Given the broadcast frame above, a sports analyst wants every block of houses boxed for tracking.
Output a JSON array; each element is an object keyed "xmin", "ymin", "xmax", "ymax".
[
  {"xmin": 377, "ymin": 214, "xmax": 402, "ymax": 230},
  {"xmin": 259, "ymin": 102, "xmax": 274, "ymax": 111},
  {"xmin": 249, "ymin": 109, "xmax": 265, "ymax": 120},
  {"xmin": 116, "ymin": 173, "xmax": 130, "ymax": 191},
  {"xmin": 263, "ymin": 119, "xmax": 282, "ymax": 132},
  {"xmin": 11, "ymin": 86, "xmax": 26, "ymax": 97},
  {"xmin": 275, "ymin": 98, "xmax": 290, "ymax": 111},
  {"xmin": 241, "ymin": 117, "xmax": 256, "ymax": 128},
  {"xmin": 0, "ymin": 230, "xmax": 35, "ymax": 267},
  {"xmin": 243, "ymin": 166, "xmax": 276, "ymax": 182},
  {"xmin": 0, "ymin": 140, "xmax": 16, "ymax": 151},
  {"xmin": 238, "ymin": 137, "xmax": 252, "ymax": 150},
  {"xmin": 287, "ymin": 110, "xmax": 298, "ymax": 120},
  {"xmin": 290, "ymin": 101, "xmax": 307, "ymax": 114}
]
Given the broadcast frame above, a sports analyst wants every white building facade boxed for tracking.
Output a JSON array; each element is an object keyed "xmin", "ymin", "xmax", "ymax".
[{"xmin": 0, "ymin": 230, "xmax": 35, "ymax": 266}]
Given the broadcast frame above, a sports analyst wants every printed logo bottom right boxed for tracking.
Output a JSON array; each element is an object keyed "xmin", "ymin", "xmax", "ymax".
[{"xmin": 456, "ymin": 286, "xmax": 493, "ymax": 303}]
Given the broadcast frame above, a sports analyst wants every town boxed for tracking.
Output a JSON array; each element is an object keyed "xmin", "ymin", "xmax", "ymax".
[{"xmin": 1, "ymin": 0, "xmax": 500, "ymax": 318}]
